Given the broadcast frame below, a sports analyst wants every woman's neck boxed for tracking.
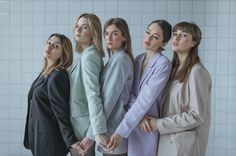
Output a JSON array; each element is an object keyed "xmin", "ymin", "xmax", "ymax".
[
  {"xmin": 177, "ymin": 52, "xmax": 188, "ymax": 66},
  {"xmin": 47, "ymin": 59, "xmax": 56, "ymax": 67},
  {"xmin": 146, "ymin": 50, "xmax": 156, "ymax": 60},
  {"xmin": 110, "ymin": 47, "xmax": 123, "ymax": 55},
  {"xmin": 81, "ymin": 43, "xmax": 91, "ymax": 51}
]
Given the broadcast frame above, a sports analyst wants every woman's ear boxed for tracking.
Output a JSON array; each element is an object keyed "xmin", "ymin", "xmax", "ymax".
[
  {"xmin": 191, "ymin": 41, "xmax": 197, "ymax": 47},
  {"xmin": 122, "ymin": 37, "xmax": 126, "ymax": 42}
]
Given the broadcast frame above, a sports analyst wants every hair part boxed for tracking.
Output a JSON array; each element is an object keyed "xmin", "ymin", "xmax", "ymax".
[
  {"xmin": 42, "ymin": 33, "xmax": 73, "ymax": 77},
  {"xmin": 171, "ymin": 22, "xmax": 202, "ymax": 83},
  {"xmin": 73, "ymin": 13, "xmax": 104, "ymax": 57},
  {"xmin": 103, "ymin": 17, "xmax": 134, "ymax": 62}
]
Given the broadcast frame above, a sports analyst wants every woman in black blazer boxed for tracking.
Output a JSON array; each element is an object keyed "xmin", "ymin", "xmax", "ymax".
[{"xmin": 23, "ymin": 34, "xmax": 80, "ymax": 156}]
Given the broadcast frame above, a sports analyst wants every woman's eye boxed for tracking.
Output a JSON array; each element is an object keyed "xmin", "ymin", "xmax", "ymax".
[
  {"xmin": 105, "ymin": 32, "xmax": 109, "ymax": 36},
  {"xmin": 55, "ymin": 45, "xmax": 60, "ymax": 48},
  {"xmin": 173, "ymin": 32, "xmax": 177, "ymax": 36},
  {"xmin": 146, "ymin": 30, "xmax": 150, "ymax": 34},
  {"xmin": 153, "ymin": 36, "xmax": 159, "ymax": 40},
  {"xmin": 113, "ymin": 32, "xmax": 118, "ymax": 36}
]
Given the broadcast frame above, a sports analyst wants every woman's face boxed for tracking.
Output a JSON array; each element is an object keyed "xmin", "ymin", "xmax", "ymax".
[
  {"xmin": 171, "ymin": 29, "xmax": 196, "ymax": 54},
  {"xmin": 74, "ymin": 17, "xmax": 92, "ymax": 46},
  {"xmin": 44, "ymin": 36, "xmax": 62, "ymax": 63},
  {"xmin": 105, "ymin": 24, "xmax": 124, "ymax": 53},
  {"xmin": 143, "ymin": 23, "xmax": 165, "ymax": 52}
]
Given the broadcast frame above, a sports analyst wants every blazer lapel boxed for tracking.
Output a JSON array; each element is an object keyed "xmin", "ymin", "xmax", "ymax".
[
  {"xmin": 139, "ymin": 52, "xmax": 162, "ymax": 89},
  {"xmin": 134, "ymin": 55, "xmax": 144, "ymax": 91},
  {"xmin": 28, "ymin": 73, "xmax": 43, "ymax": 100},
  {"xmin": 68, "ymin": 54, "xmax": 80, "ymax": 76}
]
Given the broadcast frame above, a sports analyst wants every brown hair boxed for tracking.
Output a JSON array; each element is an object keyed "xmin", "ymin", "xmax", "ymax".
[
  {"xmin": 171, "ymin": 22, "xmax": 202, "ymax": 83},
  {"xmin": 73, "ymin": 13, "xmax": 105, "ymax": 57},
  {"xmin": 103, "ymin": 17, "xmax": 134, "ymax": 62},
  {"xmin": 42, "ymin": 33, "xmax": 73, "ymax": 76}
]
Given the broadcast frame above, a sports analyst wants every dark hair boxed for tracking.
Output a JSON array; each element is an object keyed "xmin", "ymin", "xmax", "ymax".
[
  {"xmin": 104, "ymin": 17, "xmax": 134, "ymax": 62},
  {"xmin": 147, "ymin": 19, "xmax": 172, "ymax": 44},
  {"xmin": 42, "ymin": 33, "xmax": 73, "ymax": 76},
  {"xmin": 171, "ymin": 22, "xmax": 202, "ymax": 83}
]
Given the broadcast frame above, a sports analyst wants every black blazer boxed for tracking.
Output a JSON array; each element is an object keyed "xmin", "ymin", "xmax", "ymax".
[{"xmin": 23, "ymin": 69, "xmax": 77, "ymax": 156}]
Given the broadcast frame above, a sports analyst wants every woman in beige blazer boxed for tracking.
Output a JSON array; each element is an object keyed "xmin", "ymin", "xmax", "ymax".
[
  {"xmin": 68, "ymin": 13, "xmax": 108, "ymax": 156},
  {"xmin": 142, "ymin": 22, "xmax": 212, "ymax": 156}
]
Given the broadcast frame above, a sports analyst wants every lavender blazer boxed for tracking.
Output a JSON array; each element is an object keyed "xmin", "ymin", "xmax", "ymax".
[{"xmin": 116, "ymin": 52, "xmax": 171, "ymax": 156}]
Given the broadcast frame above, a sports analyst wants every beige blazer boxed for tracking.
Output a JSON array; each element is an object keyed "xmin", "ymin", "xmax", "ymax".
[{"xmin": 156, "ymin": 63, "xmax": 211, "ymax": 156}]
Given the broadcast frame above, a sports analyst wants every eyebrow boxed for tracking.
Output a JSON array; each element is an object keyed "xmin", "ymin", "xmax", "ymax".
[
  {"xmin": 106, "ymin": 30, "xmax": 119, "ymax": 33},
  {"xmin": 48, "ymin": 39, "xmax": 61, "ymax": 44},
  {"xmin": 147, "ymin": 28, "xmax": 161, "ymax": 37}
]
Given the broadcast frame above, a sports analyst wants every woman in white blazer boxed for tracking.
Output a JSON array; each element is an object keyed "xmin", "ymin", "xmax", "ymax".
[
  {"xmin": 97, "ymin": 18, "xmax": 134, "ymax": 156},
  {"xmin": 68, "ymin": 13, "xmax": 108, "ymax": 156},
  {"xmin": 143, "ymin": 22, "xmax": 212, "ymax": 156}
]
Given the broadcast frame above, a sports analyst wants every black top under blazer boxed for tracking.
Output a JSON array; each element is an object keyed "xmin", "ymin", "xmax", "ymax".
[{"xmin": 23, "ymin": 69, "xmax": 77, "ymax": 156}]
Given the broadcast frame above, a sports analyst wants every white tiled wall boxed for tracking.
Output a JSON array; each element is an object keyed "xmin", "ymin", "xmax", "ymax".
[{"xmin": 0, "ymin": 0, "xmax": 235, "ymax": 155}]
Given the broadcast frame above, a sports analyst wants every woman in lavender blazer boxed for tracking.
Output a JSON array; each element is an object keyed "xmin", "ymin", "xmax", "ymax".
[{"xmin": 106, "ymin": 20, "xmax": 172, "ymax": 156}]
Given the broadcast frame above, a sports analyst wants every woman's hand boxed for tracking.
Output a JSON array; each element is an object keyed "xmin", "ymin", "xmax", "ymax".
[
  {"xmin": 146, "ymin": 115, "xmax": 158, "ymax": 131},
  {"xmin": 95, "ymin": 134, "xmax": 109, "ymax": 150},
  {"xmin": 79, "ymin": 137, "xmax": 95, "ymax": 155},
  {"xmin": 106, "ymin": 133, "xmax": 123, "ymax": 151},
  {"xmin": 70, "ymin": 141, "xmax": 85, "ymax": 155},
  {"xmin": 140, "ymin": 115, "xmax": 152, "ymax": 133}
]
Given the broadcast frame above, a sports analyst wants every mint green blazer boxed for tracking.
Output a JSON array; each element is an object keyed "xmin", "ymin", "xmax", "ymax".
[{"xmin": 68, "ymin": 45, "xmax": 107, "ymax": 140}]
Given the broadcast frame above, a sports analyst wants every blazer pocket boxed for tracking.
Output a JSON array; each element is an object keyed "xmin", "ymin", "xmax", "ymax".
[{"xmin": 173, "ymin": 130, "xmax": 197, "ymax": 155}]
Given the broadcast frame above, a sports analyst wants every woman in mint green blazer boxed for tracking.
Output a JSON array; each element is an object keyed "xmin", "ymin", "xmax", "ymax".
[
  {"xmin": 68, "ymin": 13, "xmax": 108, "ymax": 156},
  {"xmin": 97, "ymin": 18, "xmax": 134, "ymax": 156}
]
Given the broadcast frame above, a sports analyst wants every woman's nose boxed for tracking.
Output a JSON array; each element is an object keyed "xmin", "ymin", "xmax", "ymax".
[
  {"xmin": 76, "ymin": 27, "xmax": 82, "ymax": 33},
  {"xmin": 47, "ymin": 44, "xmax": 53, "ymax": 50},
  {"xmin": 106, "ymin": 34, "xmax": 111, "ymax": 41},
  {"xmin": 148, "ymin": 34, "xmax": 153, "ymax": 41},
  {"xmin": 175, "ymin": 34, "xmax": 180, "ymax": 41}
]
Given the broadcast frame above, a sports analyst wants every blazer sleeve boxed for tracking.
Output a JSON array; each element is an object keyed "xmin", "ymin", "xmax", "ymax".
[
  {"xmin": 81, "ymin": 52, "xmax": 107, "ymax": 136},
  {"xmin": 48, "ymin": 70, "xmax": 77, "ymax": 147},
  {"xmin": 156, "ymin": 66, "xmax": 212, "ymax": 135},
  {"xmin": 125, "ymin": 88, "xmax": 137, "ymax": 111},
  {"xmin": 102, "ymin": 56, "xmax": 134, "ymax": 120},
  {"xmin": 116, "ymin": 61, "xmax": 171, "ymax": 138}
]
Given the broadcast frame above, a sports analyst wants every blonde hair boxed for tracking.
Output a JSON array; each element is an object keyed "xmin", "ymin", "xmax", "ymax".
[
  {"xmin": 73, "ymin": 13, "xmax": 105, "ymax": 57},
  {"xmin": 42, "ymin": 33, "xmax": 73, "ymax": 76}
]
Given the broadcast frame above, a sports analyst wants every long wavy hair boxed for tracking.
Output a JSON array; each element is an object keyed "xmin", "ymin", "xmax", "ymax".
[
  {"xmin": 171, "ymin": 22, "xmax": 202, "ymax": 83},
  {"xmin": 42, "ymin": 33, "xmax": 73, "ymax": 77},
  {"xmin": 73, "ymin": 13, "xmax": 104, "ymax": 57}
]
